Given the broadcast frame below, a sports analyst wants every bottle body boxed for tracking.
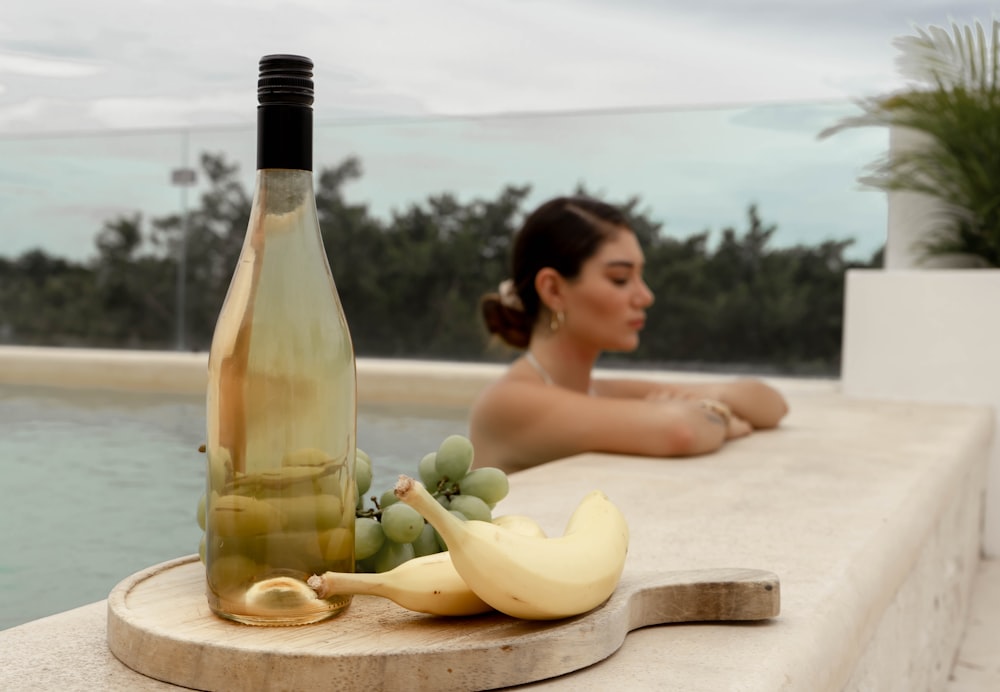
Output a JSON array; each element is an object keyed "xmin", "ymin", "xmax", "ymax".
[{"xmin": 205, "ymin": 168, "xmax": 357, "ymax": 625}]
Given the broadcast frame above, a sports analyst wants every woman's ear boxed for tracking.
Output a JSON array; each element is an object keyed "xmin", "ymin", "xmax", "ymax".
[{"xmin": 534, "ymin": 268, "xmax": 565, "ymax": 312}]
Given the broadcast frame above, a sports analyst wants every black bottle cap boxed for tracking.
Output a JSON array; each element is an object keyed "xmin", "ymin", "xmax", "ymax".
[{"xmin": 258, "ymin": 54, "xmax": 314, "ymax": 107}]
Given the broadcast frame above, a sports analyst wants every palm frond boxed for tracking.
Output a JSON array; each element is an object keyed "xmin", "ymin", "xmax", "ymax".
[
  {"xmin": 819, "ymin": 18, "xmax": 1000, "ymax": 267},
  {"xmin": 894, "ymin": 19, "xmax": 999, "ymax": 92}
]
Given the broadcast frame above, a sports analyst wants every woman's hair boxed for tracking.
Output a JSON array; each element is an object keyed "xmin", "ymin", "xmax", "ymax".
[{"xmin": 481, "ymin": 196, "xmax": 629, "ymax": 349}]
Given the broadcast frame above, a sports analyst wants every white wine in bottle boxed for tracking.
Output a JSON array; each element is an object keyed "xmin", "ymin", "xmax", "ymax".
[{"xmin": 204, "ymin": 54, "xmax": 357, "ymax": 626}]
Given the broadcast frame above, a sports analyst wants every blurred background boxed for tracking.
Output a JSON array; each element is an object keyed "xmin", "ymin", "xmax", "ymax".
[
  {"xmin": 2, "ymin": 1, "xmax": 994, "ymax": 375},
  {"xmin": 0, "ymin": 105, "xmax": 885, "ymax": 375}
]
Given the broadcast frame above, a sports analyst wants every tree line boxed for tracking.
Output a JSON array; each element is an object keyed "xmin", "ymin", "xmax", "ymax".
[{"xmin": 0, "ymin": 153, "xmax": 882, "ymax": 376}]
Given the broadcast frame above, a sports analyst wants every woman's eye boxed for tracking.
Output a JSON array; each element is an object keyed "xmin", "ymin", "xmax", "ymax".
[{"xmin": 610, "ymin": 276, "xmax": 629, "ymax": 286}]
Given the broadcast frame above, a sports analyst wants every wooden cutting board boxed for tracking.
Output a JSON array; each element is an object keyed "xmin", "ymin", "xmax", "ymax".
[{"xmin": 107, "ymin": 555, "xmax": 779, "ymax": 691}]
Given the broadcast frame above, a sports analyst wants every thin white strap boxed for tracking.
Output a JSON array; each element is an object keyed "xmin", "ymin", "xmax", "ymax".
[
  {"xmin": 525, "ymin": 351, "xmax": 596, "ymax": 395},
  {"xmin": 524, "ymin": 351, "xmax": 554, "ymax": 385}
]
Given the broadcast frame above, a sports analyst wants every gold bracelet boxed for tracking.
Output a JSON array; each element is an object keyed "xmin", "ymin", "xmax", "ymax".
[{"xmin": 698, "ymin": 399, "xmax": 732, "ymax": 427}]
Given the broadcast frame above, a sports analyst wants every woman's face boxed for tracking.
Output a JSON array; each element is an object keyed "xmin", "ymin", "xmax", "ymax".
[{"xmin": 561, "ymin": 228, "xmax": 654, "ymax": 352}]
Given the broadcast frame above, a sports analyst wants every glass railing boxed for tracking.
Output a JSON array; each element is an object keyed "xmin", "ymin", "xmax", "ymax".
[{"xmin": 0, "ymin": 99, "xmax": 887, "ymax": 264}]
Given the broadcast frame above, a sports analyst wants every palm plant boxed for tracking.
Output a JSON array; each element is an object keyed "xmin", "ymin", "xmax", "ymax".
[{"xmin": 820, "ymin": 19, "xmax": 1000, "ymax": 267}]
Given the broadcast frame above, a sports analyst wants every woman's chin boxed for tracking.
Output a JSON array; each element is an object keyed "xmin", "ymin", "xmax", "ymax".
[{"xmin": 608, "ymin": 337, "xmax": 640, "ymax": 352}]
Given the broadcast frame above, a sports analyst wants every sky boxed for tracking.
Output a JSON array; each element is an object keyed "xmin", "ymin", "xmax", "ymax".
[{"xmin": 1, "ymin": 1, "xmax": 997, "ymax": 261}]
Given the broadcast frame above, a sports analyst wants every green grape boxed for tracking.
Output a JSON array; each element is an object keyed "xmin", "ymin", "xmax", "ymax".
[
  {"xmin": 411, "ymin": 523, "xmax": 440, "ymax": 558},
  {"xmin": 267, "ymin": 494, "xmax": 344, "ymax": 530},
  {"xmin": 379, "ymin": 488, "xmax": 400, "ymax": 510},
  {"xmin": 354, "ymin": 516, "xmax": 386, "ymax": 560},
  {"xmin": 356, "ymin": 447, "xmax": 372, "ymax": 466},
  {"xmin": 380, "ymin": 503, "xmax": 424, "ymax": 544},
  {"xmin": 347, "ymin": 437, "xmax": 502, "ymax": 575},
  {"xmin": 355, "ymin": 451, "xmax": 373, "ymax": 497},
  {"xmin": 435, "ymin": 435, "xmax": 474, "ymax": 482},
  {"xmin": 373, "ymin": 540, "xmax": 415, "ymax": 573},
  {"xmin": 457, "ymin": 467, "xmax": 510, "ymax": 505},
  {"xmin": 433, "ymin": 510, "xmax": 467, "ymax": 551},
  {"xmin": 197, "ymin": 494, "xmax": 207, "ymax": 531},
  {"xmin": 418, "ymin": 452, "xmax": 443, "ymax": 489},
  {"xmin": 449, "ymin": 494, "xmax": 492, "ymax": 523}
]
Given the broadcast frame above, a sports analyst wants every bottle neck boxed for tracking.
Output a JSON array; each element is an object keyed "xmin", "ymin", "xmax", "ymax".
[{"xmin": 257, "ymin": 104, "xmax": 312, "ymax": 171}]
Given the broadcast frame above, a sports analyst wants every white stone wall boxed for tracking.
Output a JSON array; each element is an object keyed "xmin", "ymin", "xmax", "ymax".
[{"xmin": 842, "ymin": 126, "xmax": 1000, "ymax": 555}]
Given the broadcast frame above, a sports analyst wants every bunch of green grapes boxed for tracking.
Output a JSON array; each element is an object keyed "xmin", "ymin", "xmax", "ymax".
[{"xmin": 354, "ymin": 434, "xmax": 510, "ymax": 573}]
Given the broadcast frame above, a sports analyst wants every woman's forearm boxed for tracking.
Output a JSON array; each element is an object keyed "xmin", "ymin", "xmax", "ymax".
[
  {"xmin": 655, "ymin": 379, "xmax": 788, "ymax": 430},
  {"xmin": 713, "ymin": 379, "xmax": 788, "ymax": 429}
]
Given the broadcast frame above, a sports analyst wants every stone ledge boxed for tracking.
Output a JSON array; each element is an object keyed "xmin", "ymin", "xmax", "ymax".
[
  {"xmin": 494, "ymin": 393, "xmax": 992, "ymax": 691},
  {"xmin": 0, "ymin": 345, "xmax": 832, "ymax": 406},
  {"xmin": 946, "ymin": 557, "xmax": 1000, "ymax": 691},
  {"xmin": 0, "ymin": 346, "xmax": 502, "ymax": 405}
]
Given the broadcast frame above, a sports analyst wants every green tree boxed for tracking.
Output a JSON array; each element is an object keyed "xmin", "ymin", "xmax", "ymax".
[{"xmin": 0, "ymin": 150, "xmax": 879, "ymax": 376}]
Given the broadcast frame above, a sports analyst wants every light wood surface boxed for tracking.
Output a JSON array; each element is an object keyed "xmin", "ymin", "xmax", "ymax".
[{"xmin": 106, "ymin": 555, "xmax": 779, "ymax": 691}]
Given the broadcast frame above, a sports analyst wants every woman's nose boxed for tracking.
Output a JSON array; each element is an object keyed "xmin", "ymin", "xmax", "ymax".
[{"xmin": 637, "ymin": 280, "xmax": 654, "ymax": 306}]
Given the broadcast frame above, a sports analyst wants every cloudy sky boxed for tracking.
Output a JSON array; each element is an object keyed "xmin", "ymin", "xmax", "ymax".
[
  {"xmin": 2, "ymin": 0, "xmax": 995, "ymax": 132},
  {"xmin": 0, "ymin": 1, "xmax": 997, "ymax": 261}
]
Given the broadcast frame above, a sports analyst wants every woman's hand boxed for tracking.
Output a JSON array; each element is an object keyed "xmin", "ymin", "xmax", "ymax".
[
  {"xmin": 644, "ymin": 388, "xmax": 698, "ymax": 403},
  {"xmin": 726, "ymin": 415, "xmax": 752, "ymax": 440},
  {"xmin": 646, "ymin": 390, "xmax": 750, "ymax": 442},
  {"xmin": 639, "ymin": 380, "xmax": 788, "ymax": 431}
]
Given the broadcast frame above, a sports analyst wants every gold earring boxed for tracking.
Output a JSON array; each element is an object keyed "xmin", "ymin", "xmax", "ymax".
[{"xmin": 549, "ymin": 310, "xmax": 564, "ymax": 332}]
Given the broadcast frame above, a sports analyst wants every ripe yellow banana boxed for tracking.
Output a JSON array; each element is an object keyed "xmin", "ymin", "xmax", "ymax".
[
  {"xmin": 306, "ymin": 514, "xmax": 548, "ymax": 616},
  {"xmin": 491, "ymin": 513, "xmax": 547, "ymax": 538},
  {"xmin": 394, "ymin": 475, "xmax": 629, "ymax": 620},
  {"xmin": 308, "ymin": 551, "xmax": 493, "ymax": 616}
]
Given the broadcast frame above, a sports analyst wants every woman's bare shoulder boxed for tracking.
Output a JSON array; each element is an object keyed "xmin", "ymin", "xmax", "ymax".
[{"xmin": 470, "ymin": 371, "xmax": 552, "ymax": 427}]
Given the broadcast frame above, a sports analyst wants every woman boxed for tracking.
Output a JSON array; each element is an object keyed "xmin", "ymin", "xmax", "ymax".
[{"xmin": 469, "ymin": 196, "xmax": 788, "ymax": 473}]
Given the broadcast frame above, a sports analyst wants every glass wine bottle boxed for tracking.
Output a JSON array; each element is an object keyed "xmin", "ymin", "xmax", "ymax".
[{"xmin": 204, "ymin": 54, "xmax": 357, "ymax": 626}]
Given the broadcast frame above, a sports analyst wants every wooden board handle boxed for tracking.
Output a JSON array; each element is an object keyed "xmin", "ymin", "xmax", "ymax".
[{"xmin": 624, "ymin": 568, "xmax": 780, "ymax": 628}]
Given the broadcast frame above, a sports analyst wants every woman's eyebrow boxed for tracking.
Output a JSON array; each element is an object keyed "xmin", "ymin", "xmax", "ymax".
[{"xmin": 604, "ymin": 260, "xmax": 641, "ymax": 269}]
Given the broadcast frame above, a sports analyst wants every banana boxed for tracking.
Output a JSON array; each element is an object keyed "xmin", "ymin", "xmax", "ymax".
[
  {"xmin": 308, "ymin": 551, "xmax": 494, "ymax": 616},
  {"xmin": 491, "ymin": 513, "xmax": 547, "ymax": 538},
  {"xmin": 306, "ymin": 514, "xmax": 547, "ymax": 616},
  {"xmin": 393, "ymin": 475, "xmax": 629, "ymax": 620}
]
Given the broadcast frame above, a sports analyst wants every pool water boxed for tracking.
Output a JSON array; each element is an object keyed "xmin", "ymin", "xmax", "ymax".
[{"xmin": 0, "ymin": 384, "xmax": 468, "ymax": 630}]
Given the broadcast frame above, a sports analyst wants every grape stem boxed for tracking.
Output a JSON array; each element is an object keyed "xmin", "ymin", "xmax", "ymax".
[
  {"xmin": 434, "ymin": 478, "xmax": 461, "ymax": 499},
  {"xmin": 356, "ymin": 479, "xmax": 462, "ymax": 520}
]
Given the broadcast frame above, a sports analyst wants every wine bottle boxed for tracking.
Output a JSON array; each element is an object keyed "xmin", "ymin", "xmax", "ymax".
[{"xmin": 204, "ymin": 54, "xmax": 357, "ymax": 626}]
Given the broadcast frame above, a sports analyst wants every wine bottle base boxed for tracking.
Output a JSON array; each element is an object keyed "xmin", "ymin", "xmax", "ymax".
[{"xmin": 210, "ymin": 576, "xmax": 352, "ymax": 626}]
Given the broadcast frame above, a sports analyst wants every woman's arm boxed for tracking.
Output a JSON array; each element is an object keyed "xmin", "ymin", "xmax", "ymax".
[
  {"xmin": 595, "ymin": 377, "xmax": 789, "ymax": 430},
  {"xmin": 469, "ymin": 379, "xmax": 731, "ymax": 473},
  {"xmin": 658, "ymin": 379, "xmax": 788, "ymax": 429}
]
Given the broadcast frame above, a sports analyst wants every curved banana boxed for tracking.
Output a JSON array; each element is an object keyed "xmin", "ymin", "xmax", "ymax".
[
  {"xmin": 491, "ymin": 513, "xmax": 547, "ymax": 538},
  {"xmin": 308, "ymin": 551, "xmax": 493, "ymax": 616},
  {"xmin": 306, "ymin": 514, "xmax": 547, "ymax": 616},
  {"xmin": 394, "ymin": 475, "xmax": 629, "ymax": 620}
]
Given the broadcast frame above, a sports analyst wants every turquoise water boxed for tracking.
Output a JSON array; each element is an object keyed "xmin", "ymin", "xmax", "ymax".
[{"xmin": 0, "ymin": 384, "xmax": 468, "ymax": 630}]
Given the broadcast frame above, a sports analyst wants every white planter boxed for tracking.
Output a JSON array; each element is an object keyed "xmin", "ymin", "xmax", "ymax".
[
  {"xmin": 884, "ymin": 127, "xmax": 993, "ymax": 270},
  {"xmin": 842, "ymin": 269, "xmax": 1000, "ymax": 556},
  {"xmin": 885, "ymin": 128, "xmax": 939, "ymax": 269}
]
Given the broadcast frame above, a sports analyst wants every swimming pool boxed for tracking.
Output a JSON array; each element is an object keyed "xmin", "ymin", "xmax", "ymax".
[{"xmin": 0, "ymin": 383, "xmax": 468, "ymax": 630}]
